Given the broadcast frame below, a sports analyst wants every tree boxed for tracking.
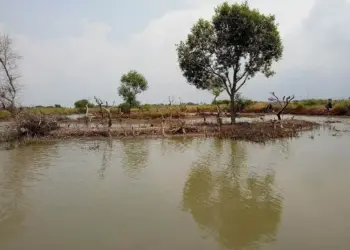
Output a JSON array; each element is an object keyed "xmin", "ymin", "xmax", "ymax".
[
  {"xmin": 0, "ymin": 33, "xmax": 21, "ymax": 115},
  {"xmin": 176, "ymin": 1, "xmax": 283, "ymax": 123},
  {"xmin": 74, "ymin": 99, "xmax": 94, "ymax": 109},
  {"xmin": 270, "ymin": 92, "xmax": 294, "ymax": 120},
  {"xmin": 118, "ymin": 70, "xmax": 148, "ymax": 109}
]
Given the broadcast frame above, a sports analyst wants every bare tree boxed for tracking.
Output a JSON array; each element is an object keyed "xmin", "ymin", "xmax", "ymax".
[
  {"xmin": 0, "ymin": 33, "xmax": 21, "ymax": 115},
  {"xmin": 94, "ymin": 96, "xmax": 112, "ymax": 127},
  {"xmin": 270, "ymin": 92, "xmax": 295, "ymax": 120},
  {"xmin": 168, "ymin": 96, "xmax": 174, "ymax": 106},
  {"xmin": 94, "ymin": 96, "xmax": 104, "ymax": 119}
]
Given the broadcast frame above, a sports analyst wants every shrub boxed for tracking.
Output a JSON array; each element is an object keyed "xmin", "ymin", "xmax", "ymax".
[
  {"xmin": 14, "ymin": 112, "xmax": 59, "ymax": 137},
  {"xmin": 119, "ymin": 102, "xmax": 131, "ymax": 114},
  {"xmin": 213, "ymin": 99, "xmax": 230, "ymax": 105},
  {"xmin": 179, "ymin": 105, "xmax": 187, "ymax": 112},
  {"xmin": 77, "ymin": 107, "xmax": 86, "ymax": 114},
  {"xmin": 333, "ymin": 101, "xmax": 350, "ymax": 115},
  {"xmin": 142, "ymin": 104, "xmax": 152, "ymax": 111},
  {"xmin": 300, "ymin": 99, "xmax": 327, "ymax": 106},
  {"xmin": 295, "ymin": 103, "xmax": 304, "ymax": 110}
]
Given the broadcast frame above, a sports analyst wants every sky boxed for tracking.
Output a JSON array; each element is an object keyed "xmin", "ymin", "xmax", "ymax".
[{"xmin": 0, "ymin": 0, "xmax": 349, "ymax": 107}]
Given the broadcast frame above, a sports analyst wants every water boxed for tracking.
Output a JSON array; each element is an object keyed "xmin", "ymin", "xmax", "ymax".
[{"xmin": 1, "ymin": 117, "xmax": 350, "ymax": 250}]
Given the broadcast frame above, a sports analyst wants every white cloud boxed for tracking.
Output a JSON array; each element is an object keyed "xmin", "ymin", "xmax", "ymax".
[{"xmin": 1, "ymin": 0, "xmax": 350, "ymax": 106}]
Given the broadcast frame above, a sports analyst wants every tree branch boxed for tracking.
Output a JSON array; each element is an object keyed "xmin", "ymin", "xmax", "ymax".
[
  {"xmin": 207, "ymin": 64, "xmax": 231, "ymax": 96},
  {"xmin": 235, "ymin": 73, "xmax": 250, "ymax": 93},
  {"xmin": 270, "ymin": 92, "xmax": 295, "ymax": 120},
  {"xmin": 270, "ymin": 92, "xmax": 283, "ymax": 108},
  {"xmin": 0, "ymin": 58, "xmax": 16, "ymax": 96}
]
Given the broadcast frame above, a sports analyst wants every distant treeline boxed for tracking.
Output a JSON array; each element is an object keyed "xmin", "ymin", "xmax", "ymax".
[{"xmin": 17, "ymin": 97, "xmax": 350, "ymax": 110}]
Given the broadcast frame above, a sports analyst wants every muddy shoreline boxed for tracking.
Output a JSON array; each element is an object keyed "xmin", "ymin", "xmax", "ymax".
[{"xmin": 0, "ymin": 119, "xmax": 319, "ymax": 146}]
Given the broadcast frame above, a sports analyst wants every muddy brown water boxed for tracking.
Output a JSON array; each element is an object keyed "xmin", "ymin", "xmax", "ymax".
[{"xmin": 1, "ymin": 116, "xmax": 350, "ymax": 250}]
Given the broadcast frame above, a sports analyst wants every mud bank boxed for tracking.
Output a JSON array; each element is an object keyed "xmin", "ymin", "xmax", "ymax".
[{"xmin": 42, "ymin": 119, "xmax": 318, "ymax": 143}]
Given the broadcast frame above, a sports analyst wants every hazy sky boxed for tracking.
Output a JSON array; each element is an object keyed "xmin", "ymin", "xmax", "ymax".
[{"xmin": 1, "ymin": 0, "xmax": 349, "ymax": 106}]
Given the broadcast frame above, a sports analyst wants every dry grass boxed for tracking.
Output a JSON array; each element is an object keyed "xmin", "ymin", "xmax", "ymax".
[
  {"xmin": 1, "ymin": 99, "xmax": 349, "ymax": 121},
  {"xmin": 0, "ymin": 110, "xmax": 9, "ymax": 120}
]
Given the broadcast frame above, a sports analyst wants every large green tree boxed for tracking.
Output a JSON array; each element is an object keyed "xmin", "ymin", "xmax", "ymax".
[
  {"xmin": 118, "ymin": 70, "xmax": 148, "ymax": 108},
  {"xmin": 176, "ymin": 1, "xmax": 283, "ymax": 123}
]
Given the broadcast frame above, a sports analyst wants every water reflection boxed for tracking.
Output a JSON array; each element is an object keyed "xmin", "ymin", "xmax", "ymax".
[
  {"xmin": 182, "ymin": 140, "xmax": 283, "ymax": 250},
  {"xmin": 97, "ymin": 140, "xmax": 113, "ymax": 179},
  {"xmin": 276, "ymin": 140, "xmax": 291, "ymax": 159},
  {"xmin": 160, "ymin": 137, "xmax": 196, "ymax": 154},
  {"xmin": 0, "ymin": 144, "xmax": 58, "ymax": 243},
  {"xmin": 121, "ymin": 139, "xmax": 150, "ymax": 178}
]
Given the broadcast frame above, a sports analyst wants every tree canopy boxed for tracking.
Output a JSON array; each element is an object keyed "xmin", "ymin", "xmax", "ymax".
[
  {"xmin": 176, "ymin": 1, "xmax": 283, "ymax": 123},
  {"xmin": 118, "ymin": 70, "xmax": 148, "ymax": 108},
  {"xmin": 74, "ymin": 99, "xmax": 94, "ymax": 109}
]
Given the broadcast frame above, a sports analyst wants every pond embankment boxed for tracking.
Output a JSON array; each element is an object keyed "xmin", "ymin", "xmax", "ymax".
[{"xmin": 0, "ymin": 117, "xmax": 319, "ymax": 145}]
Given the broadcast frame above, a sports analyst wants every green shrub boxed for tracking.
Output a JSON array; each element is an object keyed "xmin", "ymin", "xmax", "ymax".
[
  {"xmin": 296, "ymin": 103, "xmax": 304, "ymax": 109},
  {"xmin": 212, "ymin": 99, "xmax": 230, "ymax": 105},
  {"xmin": 301, "ymin": 99, "xmax": 327, "ymax": 106},
  {"xmin": 119, "ymin": 102, "xmax": 131, "ymax": 114},
  {"xmin": 142, "ymin": 104, "xmax": 152, "ymax": 111},
  {"xmin": 334, "ymin": 101, "xmax": 350, "ymax": 115}
]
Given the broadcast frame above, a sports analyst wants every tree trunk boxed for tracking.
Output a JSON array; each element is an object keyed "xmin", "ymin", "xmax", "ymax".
[
  {"xmin": 277, "ymin": 112, "xmax": 281, "ymax": 120},
  {"xmin": 230, "ymin": 93, "xmax": 236, "ymax": 124}
]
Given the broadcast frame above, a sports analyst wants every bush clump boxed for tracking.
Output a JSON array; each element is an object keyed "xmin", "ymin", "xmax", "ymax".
[{"xmin": 14, "ymin": 112, "xmax": 59, "ymax": 137}]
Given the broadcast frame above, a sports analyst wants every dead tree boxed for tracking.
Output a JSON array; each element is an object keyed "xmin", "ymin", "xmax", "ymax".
[
  {"xmin": 157, "ymin": 108, "xmax": 166, "ymax": 136},
  {"xmin": 94, "ymin": 96, "xmax": 104, "ymax": 119},
  {"xmin": 85, "ymin": 104, "xmax": 92, "ymax": 126},
  {"xmin": 216, "ymin": 105, "xmax": 223, "ymax": 130},
  {"xmin": 94, "ymin": 96, "xmax": 112, "ymax": 127},
  {"xmin": 197, "ymin": 106, "xmax": 207, "ymax": 123},
  {"xmin": 178, "ymin": 97, "xmax": 187, "ymax": 113},
  {"xmin": 0, "ymin": 33, "xmax": 21, "ymax": 115},
  {"xmin": 168, "ymin": 96, "xmax": 174, "ymax": 106},
  {"xmin": 102, "ymin": 107, "xmax": 112, "ymax": 128},
  {"xmin": 270, "ymin": 92, "xmax": 295, "ymax": 120}
]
